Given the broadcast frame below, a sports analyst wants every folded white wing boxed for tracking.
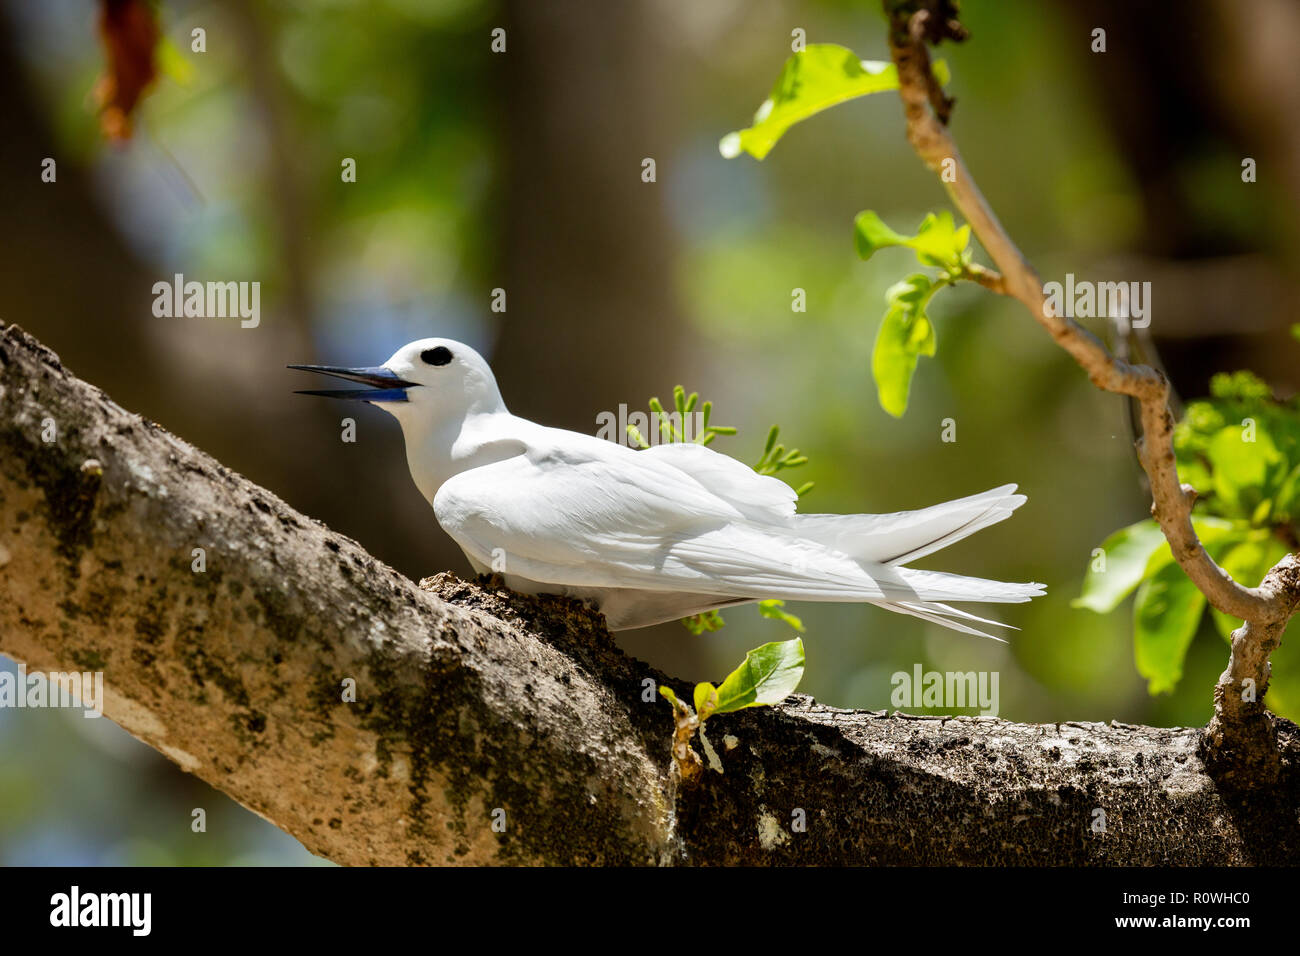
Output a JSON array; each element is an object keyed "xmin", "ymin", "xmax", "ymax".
[
  {"xmin": 640, "ymin": 441, "xmax": 797, "ymax": 521},
  {"xmin": 432, "ymin": 433, "xmax": 1042, "ymax": 624}
]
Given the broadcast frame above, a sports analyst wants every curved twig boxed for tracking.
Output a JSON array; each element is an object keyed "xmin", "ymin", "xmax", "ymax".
[{"xmin": 884, "ymin": 3, "xmax": 1299, "ymax": 772}]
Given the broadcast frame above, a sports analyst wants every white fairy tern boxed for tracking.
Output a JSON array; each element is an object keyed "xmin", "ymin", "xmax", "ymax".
[{"xmin": 291, "ymin": 338, "xmax": 1044, "ymax": 637}]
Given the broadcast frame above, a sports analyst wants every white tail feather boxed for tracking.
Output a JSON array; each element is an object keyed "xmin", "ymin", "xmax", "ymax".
[
  {"xmin": 794, "ymin": 484, "xmax": 1026, "ymax": 565},
  {"xmin": 785, "ymin": 484, "xmax": 1042, "ymax": 638},
  {"xmin": 883, "ymin": 601, "xmax": 1010, "ymax": 642},
  {"xmin": 891, "ymin": 566, "xmax": 1045, "ymax": 604}
]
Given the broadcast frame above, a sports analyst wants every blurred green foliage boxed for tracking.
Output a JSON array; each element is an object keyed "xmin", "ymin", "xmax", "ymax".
[
  {"xmin": 8, "ymin": 0, "xmax": 1299, "ymax": 866},
  {"xmin": 706, "ymin": 1, "xmax": 1297, "ymax": 736},
  {"xmin": 719, "ymin": 45, "xmax": 972, "ymax": 420},
  {"xmin": 1078, "ymin": 373, "xmax": 1300, "ymax": 714}
]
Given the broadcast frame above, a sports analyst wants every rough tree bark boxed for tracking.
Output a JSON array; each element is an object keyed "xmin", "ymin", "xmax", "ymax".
[{"xmin": 2, "ymin": 323, "xmax": 1299, "ymax": 865}]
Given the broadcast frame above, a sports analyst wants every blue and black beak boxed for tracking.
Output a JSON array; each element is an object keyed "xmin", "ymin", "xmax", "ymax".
[{"xmin": 288, "ymin": 364, "xmax": 418, "ymax": 403}]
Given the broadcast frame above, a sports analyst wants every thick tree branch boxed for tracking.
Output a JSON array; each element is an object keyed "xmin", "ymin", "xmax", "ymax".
[
  {"xmin": 3, "ymin": 323, "xmax": 1300, "ymax": 864},
  {"xmin": 884, "ymin": 3, "xmax": 1300, "ymax": 774}
]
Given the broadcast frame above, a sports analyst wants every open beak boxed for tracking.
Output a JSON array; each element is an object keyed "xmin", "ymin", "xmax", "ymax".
[{"xmin": 287, "ymin": 364, "xmax": 418, "ymax": 403}]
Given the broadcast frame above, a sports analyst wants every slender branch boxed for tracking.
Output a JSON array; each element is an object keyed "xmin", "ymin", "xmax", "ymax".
[
  {"xmin": 884, "ymin": 3, "xmax": 1299, "ymax": 768},
  {"xmin": 962, "ymin": 262, "xmax": 1006, "ymax": 294}
]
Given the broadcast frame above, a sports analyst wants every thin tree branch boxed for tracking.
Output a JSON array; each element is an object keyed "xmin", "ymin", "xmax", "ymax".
[{"xmin": 883, "ymin": 3, "xmax": 1300, "ymax": 771}]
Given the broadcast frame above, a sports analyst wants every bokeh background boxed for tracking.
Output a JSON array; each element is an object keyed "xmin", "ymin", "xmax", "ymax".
[{"xmin": 2, "ymin": 0, "xmax": 1298, "ymax": 864}]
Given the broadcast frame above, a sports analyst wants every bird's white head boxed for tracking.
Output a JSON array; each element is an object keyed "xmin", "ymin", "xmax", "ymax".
[
  {"xmin": 377, "ymin": 338, "xmax": 506, "ymax": 423},
  {"xmin": 291, "ymin": 337, "xmax": 515, "ymax": 503},
  {"xmin": 289, "ymin": 336, "xmax": 507, "ymax": 430}
]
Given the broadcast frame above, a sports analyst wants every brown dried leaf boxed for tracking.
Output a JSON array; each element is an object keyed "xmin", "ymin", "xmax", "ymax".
[{"xmin": 94, "ymin": 0, "xmax": 160, "ymax": 140}]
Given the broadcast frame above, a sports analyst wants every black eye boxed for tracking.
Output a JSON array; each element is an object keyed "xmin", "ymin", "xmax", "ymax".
[{"xmin": 421, "ymin": 346, "xmax": 452, "ymax": 366}]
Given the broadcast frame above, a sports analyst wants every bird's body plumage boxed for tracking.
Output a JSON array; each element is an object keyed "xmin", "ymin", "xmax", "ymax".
[{"xmin": 293, "ymin": 338, "xmax": 1045, "ymax": 636}]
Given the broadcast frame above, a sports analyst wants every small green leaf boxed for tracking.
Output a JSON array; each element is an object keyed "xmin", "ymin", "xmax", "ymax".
[
  {"xmin": 885, "ymin": 273, "xmax": 933, "ymax": 307},
  {"xmin": 758, "ymin": 598, "xmax": 806, "ymax": 632},
  {"xmin": 693, "ymin": 682, "xmax": 718, "ymax": 719},
  {"xmin": 1133, "ymin": 561, "xmax": 1207, "ymax": 695},
  {"xmin": 720, "ymin": 45, "xmax": 949, "ymax": 161},
  {"xmin": 871, "ymin": 275, "xmax": 937, "ymax": 418},
  {"xmin": 1073, "ymin": 519, "xmax": 1168, "ymax": 613},
  {"xmin": 854, "ymin": 210, "xmax": 971, "ymax": 271},
  {"xmin": 853, "ymin": 211, "xmax": 912, "ymax": 260},
  {"xmin": 659, "ymin": 685, "xmax": 680, "ymax": 708},
  {"xmin": 682, "ymin": 609, "xmax": 726, "ymax": 634},
  {"xmin": 912, "ymin": 212, "xmax": 971, "ymax": 269},
  {"xmin": 710, "ymin": 638, "xmax": 806, "ymax": 715}
]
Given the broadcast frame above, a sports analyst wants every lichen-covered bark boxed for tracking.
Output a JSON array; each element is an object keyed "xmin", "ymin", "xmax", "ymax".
[
  {"xmin": 0, "ymin": 324, "xmax": 672, "ymax": 865},
  {"xmin": 2, "ymin": 323, "xmax": 1298, "ymax": 865}
]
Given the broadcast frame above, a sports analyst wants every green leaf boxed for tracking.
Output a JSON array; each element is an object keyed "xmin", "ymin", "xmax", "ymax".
[
  {"xmin": 693, "ymin": 682, "xmax": 718, "ymax": 719},
  {"xmin": 871, "ymin": 274, "xmax": 937, "ymax": 418},
  {"xmin": 757, "ymin": 598, "xmax": 806, "ymax": 633},
  {"xmin": 1133, "ymin": 561, "xmax": 1207, "ymax": 695},
  {"xmin": 1206, "ymin": 425, "xmax": 1283, "ymax": 515},
  {"xmin": 1276, "ymin": 462, "xmax": 1300, "ymax": 518},
  {"xmin": 1076, "ymin": 516, "xmax": 1241, "ymax": 617},
  {"xmin": 720, "ymin": 44, "xmax": 949, "ymax": 161},
  {"xmin": 710, "ymin": 638, "xmax": 806, "ymax": 715},
  {"xmin": 658, "ymin": 685, "xmax": 680, "ymax": 709},
  {"xmin": 854, "ymin": 210, "xmax": 971, "ymax": 271},
  {"xmin": 681, "ymin": 609, "xmax": 726, "ymax": 634},
  {"xmin": 1073, "ymin": 518, "xmax": 1167, "ymax": 613},
  {"xmin": 912, "ymin": 213, "xmax": 972, "ymax": 269},
  {"xmin": 1138, "ymin": 515, "xmax": 1240, "ymax": 581},
  {"xmin": 853, "ymin": 211, "xmax": 912, "ymax": 260}
]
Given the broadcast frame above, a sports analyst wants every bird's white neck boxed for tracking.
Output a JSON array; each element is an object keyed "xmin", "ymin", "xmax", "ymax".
[{"xmin": 398, "ymin": 408, "xmax": 526, "ymax": 506}]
